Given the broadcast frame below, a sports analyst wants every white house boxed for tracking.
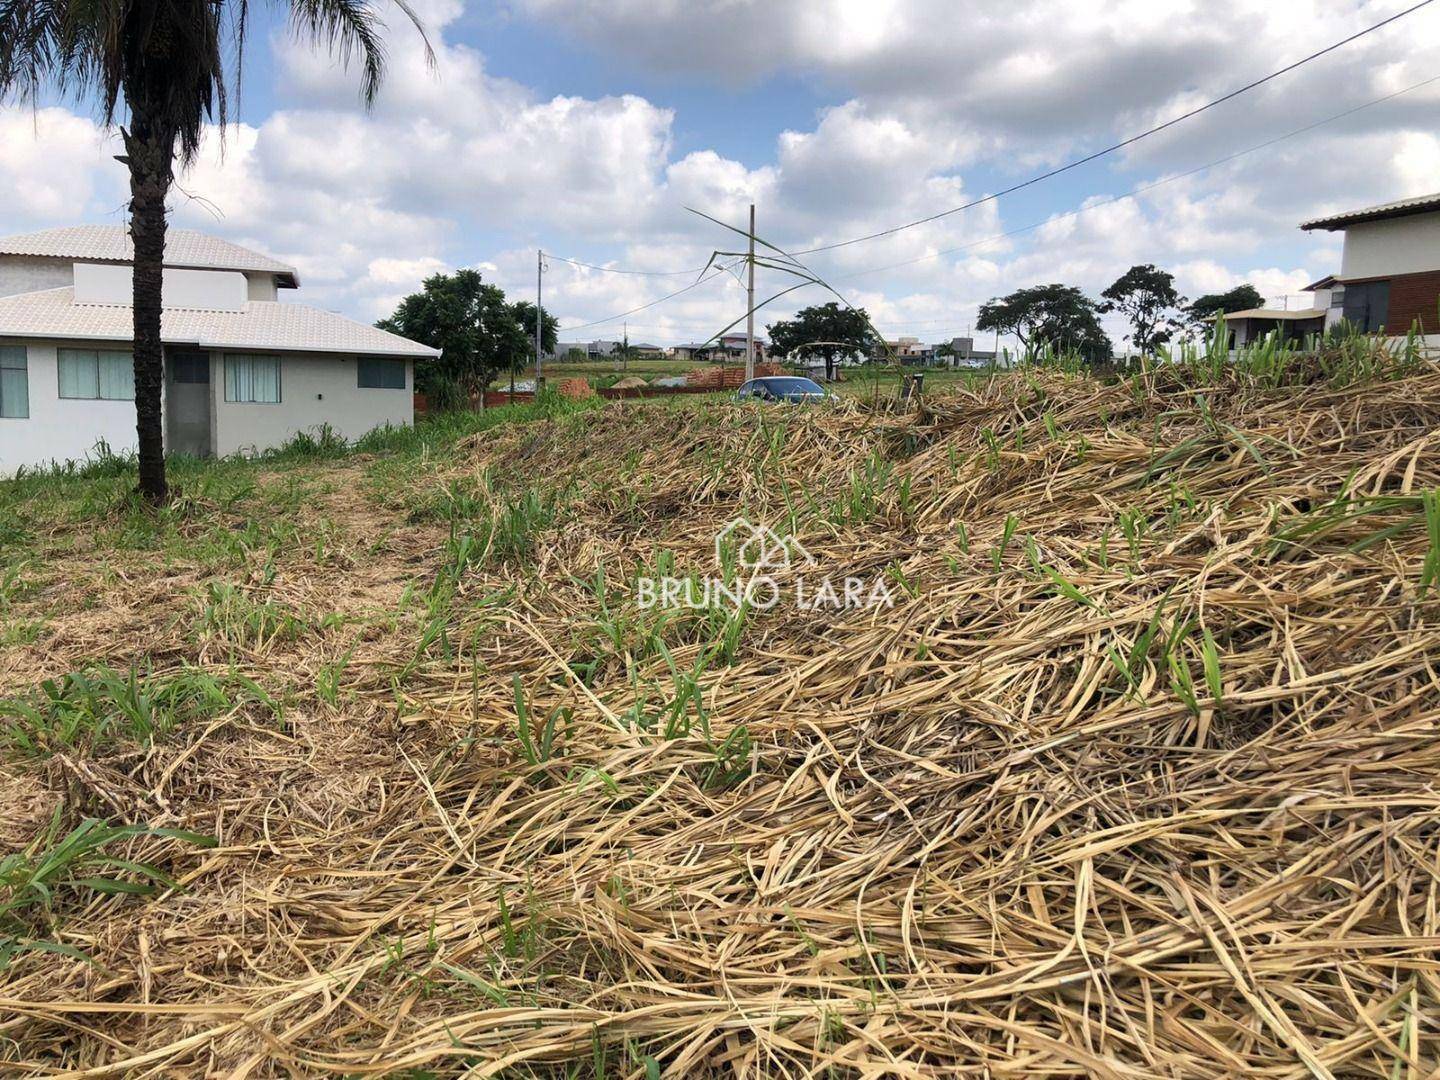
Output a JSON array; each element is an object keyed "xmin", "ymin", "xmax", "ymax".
[
  {"xmin": 0, "ymin": 225, "xmax": 439, "ymax": 474},
  {"xmin": 1210, "ymin": 305, "xmax": 1328, "ymax": 350},
  {"xmin": 1299, "ymin": 191, "xmax": 1440, "ymax": 339}
]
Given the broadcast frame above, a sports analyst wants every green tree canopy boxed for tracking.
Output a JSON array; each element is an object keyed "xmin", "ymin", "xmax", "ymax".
[
  {"xmin": 1099, "ymin": 264, "xmax": 1186, "ymax": 355},
  {"xmin": 512, "ymin": 301, "xmax": 560, "ymax": 357},
  {"xmin": 378, "ymin": 270, "xmax": 533, "ymax": 405},
  {"xmin": 766, "ymin": 303, "xmax": 877, "ymax": 380},
  {"xmin": 1185, "ymin": 284, "xmax": 1265, "ymax": 325},
  {"xmin": 976, "ymin": 284, "xmax": 1111, "ymax": 364}
]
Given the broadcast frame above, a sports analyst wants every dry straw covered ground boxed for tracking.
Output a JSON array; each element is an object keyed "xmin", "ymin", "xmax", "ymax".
[{"xmin": 1, "ymin": 353, "xmax": 1439, "ymax": 1077}]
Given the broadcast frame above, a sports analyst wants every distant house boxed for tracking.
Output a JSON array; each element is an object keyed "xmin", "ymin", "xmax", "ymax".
[
  {"xmin": 671, "ymin": 336, "xmax": 765, "ymax": 362},
  {"xmin": 1300, "ymin": 191, "xmax": 1440, "ymax": 338},
  {"xmin": 547, "ymin": 339, "xmax": 660, "ymax": 360},
  {"xmin": 716, "ymin": 334, "xmax": 766, "ymax": 361},
  {"xmin": 0, "ymin": 226, "xmax": 437, "ymax": 475},
  {"xmin": 1210, "ymin": 305, "xmax": 1328, "ymax": 349},
  {"xmin": 938, "ymin": 337, "xmax": 999, "ymax": 368},
  {"xmin": 876, "ymin": 336, "xmax": 998, "ymax": 367},
  {"xmin": 670, "ymin": 342, "xmax": 712, "ymax": 361},
  {"xmin": 876, "ymin": 336, "xmax": 926, "ymax": 361}
]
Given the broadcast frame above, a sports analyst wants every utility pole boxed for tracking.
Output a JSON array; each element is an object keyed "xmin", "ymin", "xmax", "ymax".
[
  {"xmin": 534, "ymin": 249, "xmax": 544, "ymax": 392},
  {"xmin": 745, "ymin": 203, "xmax": 756, "ymax": 382}
]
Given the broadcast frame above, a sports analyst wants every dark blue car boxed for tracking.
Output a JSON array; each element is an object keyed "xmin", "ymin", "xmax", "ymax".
[{"xmin": 735, "ymin": 376, "xmax": 828, "ymax": 403}]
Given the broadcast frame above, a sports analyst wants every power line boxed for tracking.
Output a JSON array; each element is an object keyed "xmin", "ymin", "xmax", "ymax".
[
  {"xmin": 601, "ymin": 75, "xmax": 1436, "ymax": 343},
  {"xmin": 545, "ymin": 56, "xmax": 1439, "ymax": 341},
  {"xmin": 558, "ymin": 261, "xmax": 742, "ymax": 331},
  {"xmin": 553, "ymin": 65, "xmax": 1435, "ymax": 343},
  {"xmin": 543, "ymin": 252, "xmax": 708, "ymax": 277},
  {"xmin": 828, "ymin": 71, "xmax": 1440, "ymax": 283},
  {"xmin": 788, "ymin": 0, "xmax": 1435, "ymax": 257}
]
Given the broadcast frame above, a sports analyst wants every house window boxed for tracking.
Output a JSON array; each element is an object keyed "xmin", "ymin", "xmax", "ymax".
[
  {"xmin": 0, "ymin": 346, "xmax": 28, "ymax": 419},
  {"xmin": 58, "ymin": 348, "xmax": 135, "ymax": 400},
  {"xmin": 357, "ymin": 357, "xmax": 406, "ymax": 389},
  {"xmin": 1341, "ymin": 280, "xmax": 1390, "ymax": 333},
  {"xmin": 171, "ymin": 354, "xmax": 210, "ymax": 383},
  {"xmin": 225, "ymin": 354, "xmax": 281, "ymax": 403}
]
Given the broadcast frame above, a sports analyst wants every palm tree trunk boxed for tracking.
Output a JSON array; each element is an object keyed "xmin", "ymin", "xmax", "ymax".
[{"xmin": 123, "ymin": 120, "xmax": 174, "ymax": 504}]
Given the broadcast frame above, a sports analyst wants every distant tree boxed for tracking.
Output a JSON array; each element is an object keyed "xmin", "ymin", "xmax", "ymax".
[
  {"xmin": 1099, "ymin": 264, "xmax": 1185, "ymax": 355},
  {"xmin": 512, "ymin": 301, "xmax": 559, "ymax": 358},
  {"xmin": 766, "ymin": 303, "xmax": 877, "ymax": 380},
  {"xmin": 378, "ymin": 270, "xmax": 530, "ymax": 407},
  {"xmin": 976, "ymin": 284, "xmax": 1111, "ymax": 364},
  {"xmin": 1185, "ymin": 284, "xmax": 1265, "ymax": 326}
]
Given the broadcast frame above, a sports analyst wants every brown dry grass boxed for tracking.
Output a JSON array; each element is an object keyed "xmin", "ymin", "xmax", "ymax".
[{"xmin": 2, "ymin": 359, "xmax": 1440, "ymax": 1077}]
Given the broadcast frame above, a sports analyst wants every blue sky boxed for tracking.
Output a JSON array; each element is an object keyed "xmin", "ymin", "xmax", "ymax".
[{"xmin": 2, "ymin": 0, "xmax": 1438, "ymax": 350}]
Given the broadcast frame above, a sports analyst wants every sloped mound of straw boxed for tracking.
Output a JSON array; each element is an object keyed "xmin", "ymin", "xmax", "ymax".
[{"xmin": 5, "ymin": 361, "xmax": 1440, "ymax": 1077}]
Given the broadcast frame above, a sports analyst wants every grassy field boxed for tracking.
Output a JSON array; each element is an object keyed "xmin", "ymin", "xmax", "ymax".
[
  {"xmin": 496, "ymin": 358, "xmax": 996, "ymax": 394},
  {"xmin": 2, "ymin": 345, "xmax": 1440, "ymax": 1075},
  {"xmin": 494, "ymin": 357, "xmax": 704, "ymax": 388},
  {"xmin": 827, "ymin": 363, "xmax": 996, "ymax": 395}
]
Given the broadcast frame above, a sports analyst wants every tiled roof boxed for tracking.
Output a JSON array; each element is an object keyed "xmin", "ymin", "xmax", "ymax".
[
  {"xmin": 1299, "ymin": 192, "xmax": 1440, "ymax": 232},
  {"xmin": 0, "ymin": 288, "xmax": 438, "ymax": 358},
  {"xmin": 0, "ymin": 225, "xmax": 300, "ymax": 284}
]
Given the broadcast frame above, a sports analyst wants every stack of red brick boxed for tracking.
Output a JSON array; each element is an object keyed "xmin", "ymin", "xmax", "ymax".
[
  {"xmin": 684, "ymin": 363, "xmax": 781, "ymax": 389},
  {"xmin": 556, "ymin": 377, "xmax": 594, "ymax": 399}
]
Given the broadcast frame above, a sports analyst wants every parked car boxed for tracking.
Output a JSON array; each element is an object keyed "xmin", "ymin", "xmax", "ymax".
[{"xmin": 735, "ymin": 376, "xmax": 828, "ymax": 403}]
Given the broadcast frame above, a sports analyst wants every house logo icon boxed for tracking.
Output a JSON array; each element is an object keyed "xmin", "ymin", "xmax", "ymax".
[{"xmin": 714, "ymin": 518, "xmax": 814, "ymax": 571}]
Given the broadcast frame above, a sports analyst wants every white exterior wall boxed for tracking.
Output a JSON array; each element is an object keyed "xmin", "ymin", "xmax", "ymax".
[
  {"xmin": 1339, "ymin": 213, "xmax": 1440, "ymax": 279},
  {"xmin": 0, "ymin": 341, "xmax": 415, "ymax": 475},
  {"xmin": 0, "ymin": 341, "xmax": 156, "ymax": 474},
  {"xmin": 212, "ymin": 352, "xmax": 413, "ymax": 456},
  {"xmin": 74, "ymin": 263, "xmax": 248, "ymax": 310},
  {"xmin": 1, "ymin": 257, "xmax": 283, "ymax": 302},
  {"xmin": 245, "ymin": 273, "xmax": 279, "ymax": 301},
  {"xmin": 0, "ymin": 257, "xmax": 73, "ymax": 298}
]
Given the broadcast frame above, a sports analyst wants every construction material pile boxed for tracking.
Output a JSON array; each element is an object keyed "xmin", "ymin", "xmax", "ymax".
[
  {"xmin": 685, "ymin": 362, "xmax": 782, "ymax": 388},
  {"xmin": 2, "ymin": 357, "xmax": 1439, "ymax": 1076}
]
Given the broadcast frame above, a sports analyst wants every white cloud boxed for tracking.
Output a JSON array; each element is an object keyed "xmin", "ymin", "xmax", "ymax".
[
  {"xmin": 2, "ymin": 0, "xmax": 1437, "ymax": 347},
  {"xmin": 0, "ymin": 107, "xmax": 122, "ymax": 224}
]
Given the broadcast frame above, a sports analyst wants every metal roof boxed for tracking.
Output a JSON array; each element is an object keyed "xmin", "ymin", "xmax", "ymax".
[
  {"xmin": 0, "ymin": 287, "xmax": 438, "ymax": 358},
  {"xmin": 1299, "ymin": 192, "xmax": 1440, "ymax": 232},
  {"xmin": 0, "ymin": 225, "xmax": 301, "ymax": 285},
  {"xmin": 1206, "ymin": 308, "xmax": 1326, "ymax": 321}
]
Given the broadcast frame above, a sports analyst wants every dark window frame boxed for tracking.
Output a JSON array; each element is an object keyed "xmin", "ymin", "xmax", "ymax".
[
  {"xmin": 1341, "ymin": 279, "xmax": 1390, "ymax": 333},
  {"xmin": 171, "ymin": 353, "xmax": 210, "ymax": 384},
  {"xmin": 0, "ymin": 345, "xmax": 28, "ymax": 419},
  {"xmin": 358, "ymin": 357, "xmax": 407, "ymax": 390}
]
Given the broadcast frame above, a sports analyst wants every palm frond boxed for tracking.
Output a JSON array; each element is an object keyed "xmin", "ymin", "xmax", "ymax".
[
  {"xmin": 0, "ymin": 0, "xmax": 428, "ymax": 157},
  {"xmin": 288, "ymin": 0, "xmax": 432, "ymax": 106}
]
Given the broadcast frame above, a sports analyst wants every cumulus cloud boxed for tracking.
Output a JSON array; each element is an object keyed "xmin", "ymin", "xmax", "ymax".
[
  {"xmin": 0, "ymin": 107, "xmax": 123, "ymax": 224},
  {"xmin": 1, "ymin": 0, "xmax": 1436, "ymax": 345}
]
